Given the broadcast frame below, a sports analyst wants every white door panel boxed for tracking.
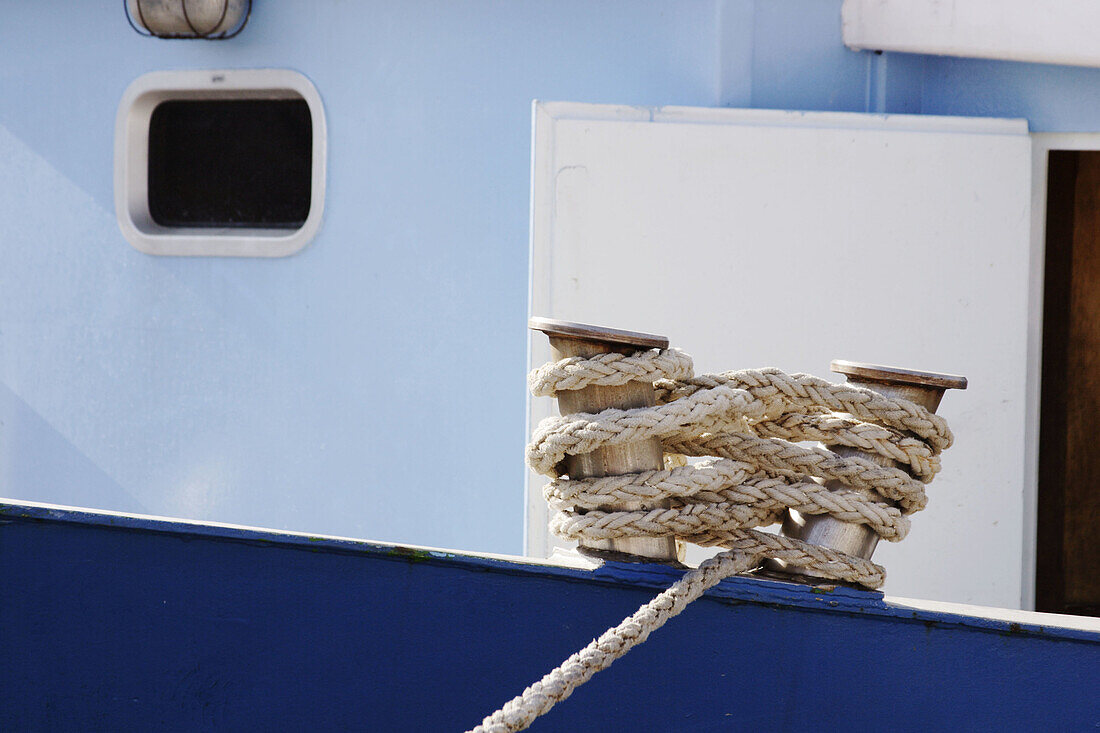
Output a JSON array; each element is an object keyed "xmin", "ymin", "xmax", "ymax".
[{"xmin": 528, "ymin": 101, "xmax": 1033, "ymax": 609}]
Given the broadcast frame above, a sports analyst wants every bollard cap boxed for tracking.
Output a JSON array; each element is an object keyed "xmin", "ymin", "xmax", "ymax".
[
  {"xmin": 831, "ymin": 360, "xmax": 967, "ymax": 390},
  {"xmin": 529, "ymin": 317, "xmax": 668, "ymax": 350}
]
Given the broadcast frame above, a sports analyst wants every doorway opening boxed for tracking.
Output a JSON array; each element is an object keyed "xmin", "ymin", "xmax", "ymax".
[{"xmin": 1037, "ymin": 149, "xmax": 1100, "ymax": 616}]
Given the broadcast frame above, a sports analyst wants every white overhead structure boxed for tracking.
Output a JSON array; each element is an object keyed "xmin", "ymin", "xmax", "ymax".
[
  {"xmin": 528, "ymin": 101, "xmax": 1035, "ymax": 610},
  {"xmin": 843, "ymin": 0, "xmax": 1100, "ymax": 68}
]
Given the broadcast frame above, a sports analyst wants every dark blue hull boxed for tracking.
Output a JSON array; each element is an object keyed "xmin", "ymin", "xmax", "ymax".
[{"xmin": 2, "ymin": 501, "xmax": 1096, "ymax": 731}]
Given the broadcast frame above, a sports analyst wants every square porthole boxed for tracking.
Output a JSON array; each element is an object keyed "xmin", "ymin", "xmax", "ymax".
[{"xmin": 115, "ymin": 69, "xmax": 326, "ymax": 257}]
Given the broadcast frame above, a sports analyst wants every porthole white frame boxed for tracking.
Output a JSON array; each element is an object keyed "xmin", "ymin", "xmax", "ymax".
[{"xmin": 115, "ymin": 69, "xmax": 326, "ymax": 257}]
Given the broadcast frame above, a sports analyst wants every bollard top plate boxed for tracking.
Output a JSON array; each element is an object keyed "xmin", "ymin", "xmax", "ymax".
[
  {"xmin": 831, "ymin": 360, "xmax": 968, "ymax": 390},
  {"xmin": 529, "ymin": 317, "xmax": 668, "ymax": 350}
]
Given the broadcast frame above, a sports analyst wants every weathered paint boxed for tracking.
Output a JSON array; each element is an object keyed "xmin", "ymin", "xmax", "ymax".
[{"xmin": 1, "ymin": 501, "xmax": 1097, "ymax": 730}]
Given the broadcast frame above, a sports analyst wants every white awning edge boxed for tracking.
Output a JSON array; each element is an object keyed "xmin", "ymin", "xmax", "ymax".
[{"xmin": 842, "ymin": 0, "xmax": 1100, "ymax": 69}]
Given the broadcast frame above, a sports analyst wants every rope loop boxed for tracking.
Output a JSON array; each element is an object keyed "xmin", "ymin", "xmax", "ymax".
[{"xmin": 528, "ymin": 347, "xmax": 693, "ymax": 396}]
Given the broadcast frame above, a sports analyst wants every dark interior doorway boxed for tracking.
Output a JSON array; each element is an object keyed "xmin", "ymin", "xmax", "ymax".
[{"xmin": 1037, "ymin": 150, "xmax": 1100, "ymax": 617}]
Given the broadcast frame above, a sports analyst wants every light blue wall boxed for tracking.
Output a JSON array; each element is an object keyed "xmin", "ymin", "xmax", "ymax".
[
  {"xmin": 922, "ymin": 56, "xmax": 1100, "ymax": 132},
  {"xmin": 5, "ymin": 503, "xmax": 1099, "ymax": 731},
  {"xmin": 0, "ymin": 0, "xmax": 734, "ymax": 554},
  {"xmin": 2, "ymin": 0, "xmax": 1079, "ymax": 555}
]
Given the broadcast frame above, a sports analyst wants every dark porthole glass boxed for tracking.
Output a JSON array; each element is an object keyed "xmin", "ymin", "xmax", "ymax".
[{"xmin": 147, "ymin": 98, "xmax": 312, "ymax": 229}]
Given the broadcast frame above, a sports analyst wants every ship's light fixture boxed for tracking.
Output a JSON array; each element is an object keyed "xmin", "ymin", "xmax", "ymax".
[
  {"xmin": 125, "ymin": 0, "xmax": 251, "ymax": 39},
  {"xmin": 115, "ymin": 69, "xmax": 327, "ymax": 257}
]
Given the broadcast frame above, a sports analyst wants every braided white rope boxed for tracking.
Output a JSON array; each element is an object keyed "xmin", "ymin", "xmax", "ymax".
[
  {"xmin": 470, "ymin": 550, "xmax": 757, "ymax": 733},
  {"xmin": 470, "ymin": 348, "xmax": 953, "ymax": 733},
  {"xmin": 528, "ymin": 347, "xmax": 694, "ymax": 396}
]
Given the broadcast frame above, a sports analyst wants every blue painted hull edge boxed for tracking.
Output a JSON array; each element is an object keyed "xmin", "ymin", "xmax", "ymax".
[{"xmin": 2, "ymin": 500, "xmax": 1097, "ymax": 731}]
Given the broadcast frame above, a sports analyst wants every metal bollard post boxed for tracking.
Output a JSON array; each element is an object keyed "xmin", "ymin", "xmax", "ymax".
[
  {"xmin": 768, "ymin": 360, "xmax": 967, "ymax": 582},
  {"xmin": 529, "ymin": 317, "xmax": 682, "ymax": 564}
]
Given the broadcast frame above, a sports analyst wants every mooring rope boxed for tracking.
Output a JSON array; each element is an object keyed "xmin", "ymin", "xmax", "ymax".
[{"xmin": 470, "ymin": 348, "xmax": 953, "ymax": 733}]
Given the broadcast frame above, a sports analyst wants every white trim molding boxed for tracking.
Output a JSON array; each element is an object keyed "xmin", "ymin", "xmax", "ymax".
[
  {"xmin": 114, "ymin": 69, "xmax": 326, "ymax": 258},
  {"xmin": 843, "ymin": 0, "xmax": 1100, "ymax": 68}
]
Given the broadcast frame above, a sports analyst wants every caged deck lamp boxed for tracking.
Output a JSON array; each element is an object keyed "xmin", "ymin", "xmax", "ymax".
[{"xmin": 125, "ymin": 0, "xmax": 251, "ymax": 39}]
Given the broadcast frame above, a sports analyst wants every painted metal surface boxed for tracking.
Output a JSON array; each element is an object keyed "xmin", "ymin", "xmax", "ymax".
[{"xmin": 2, "ymin": 500, "xmax": 1097, "ymax": 731}]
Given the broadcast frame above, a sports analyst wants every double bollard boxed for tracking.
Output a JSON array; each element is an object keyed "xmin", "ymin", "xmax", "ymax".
[{"xmin": 531, "ymin": 317, "xmax": 967, "ymax": 583}]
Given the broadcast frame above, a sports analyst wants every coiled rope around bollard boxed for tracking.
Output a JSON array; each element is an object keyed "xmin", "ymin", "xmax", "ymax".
[{"xmin": 469, "ymin": 348, "xmax": 953, "ymax": 733}]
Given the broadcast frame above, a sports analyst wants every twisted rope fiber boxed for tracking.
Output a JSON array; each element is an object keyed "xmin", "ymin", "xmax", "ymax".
[{"xmin": 470, "ymin": 348, "xmax": 953, "ymax": 733}]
